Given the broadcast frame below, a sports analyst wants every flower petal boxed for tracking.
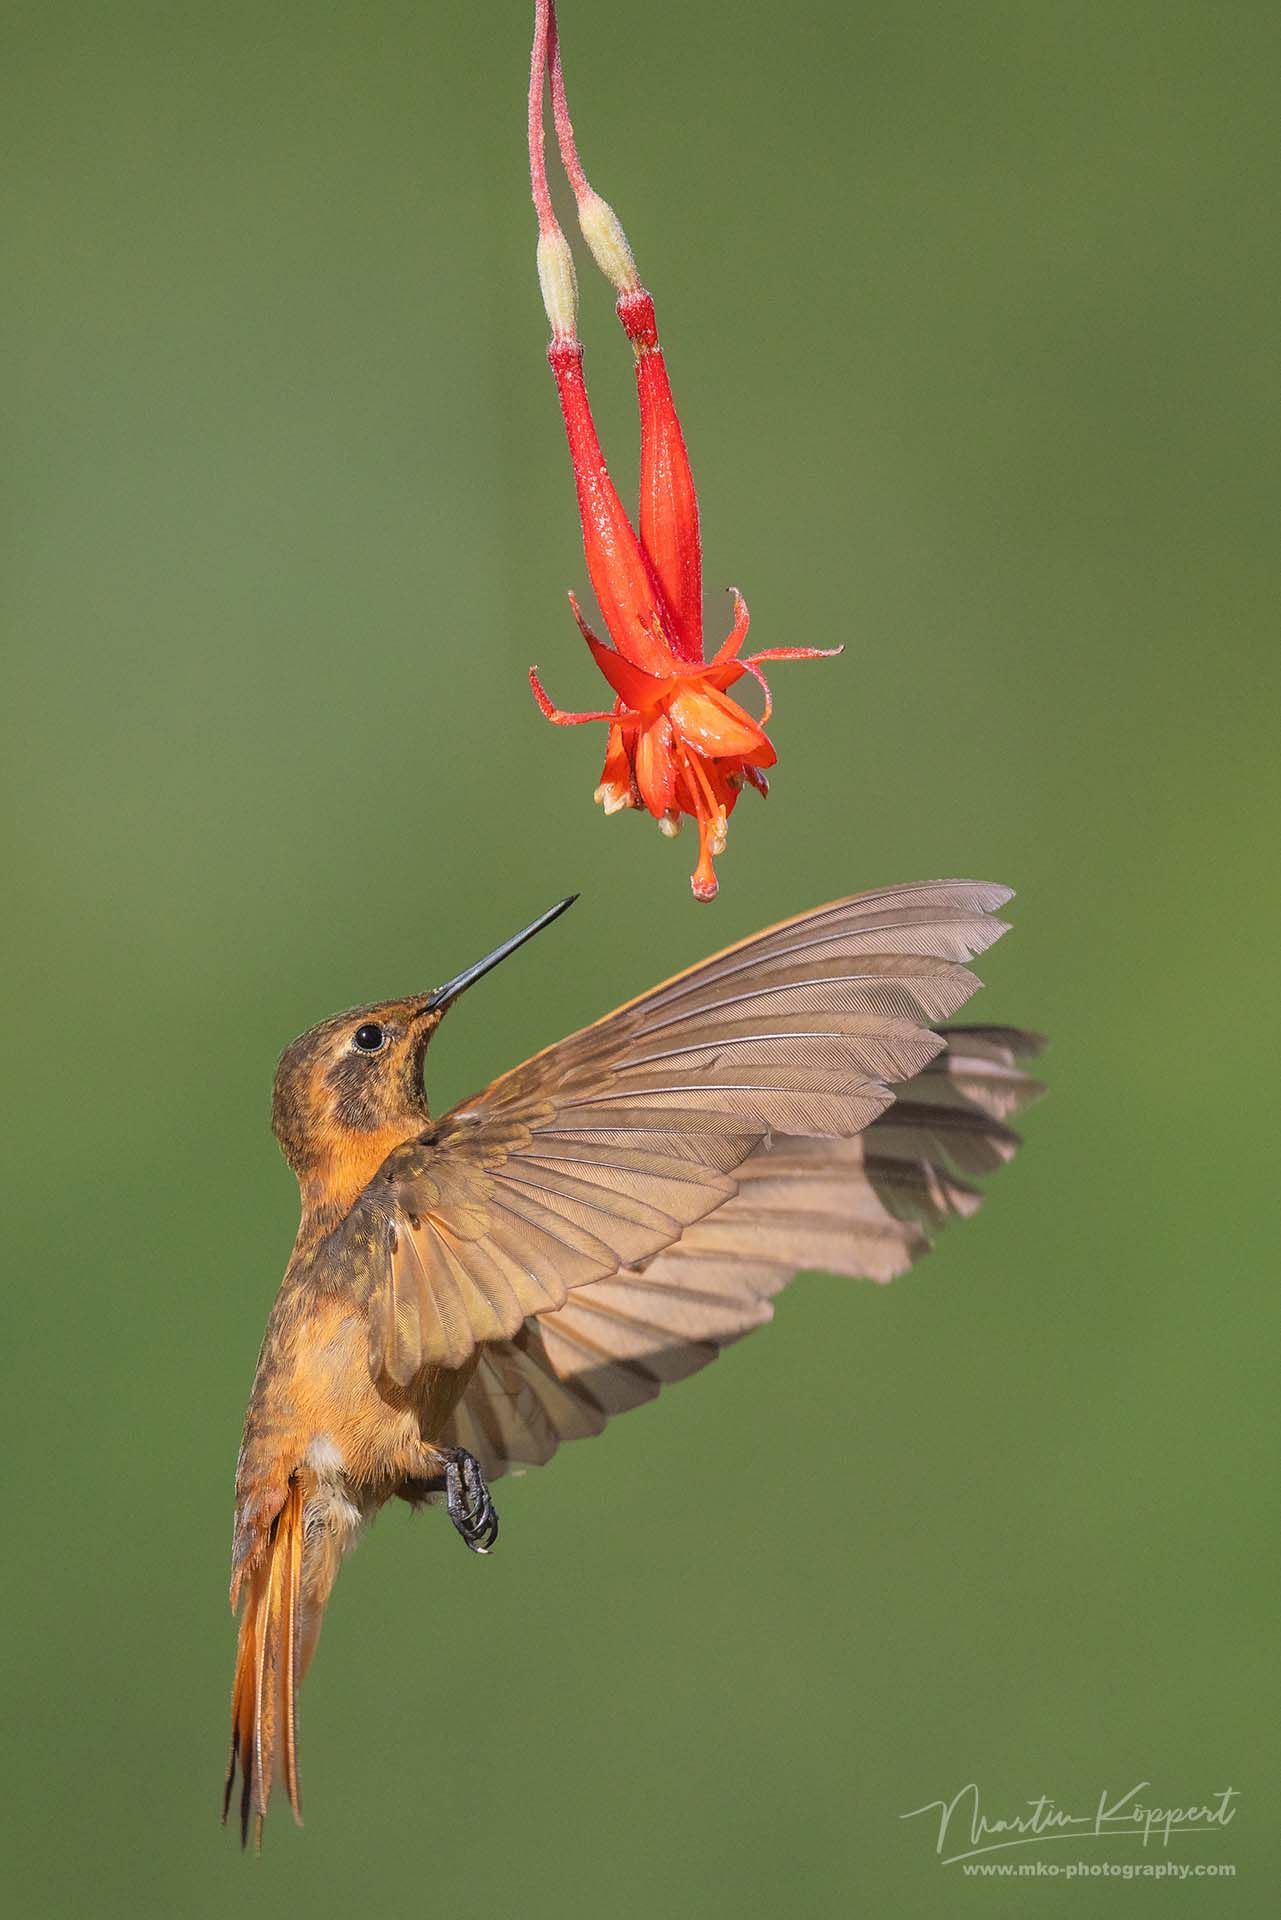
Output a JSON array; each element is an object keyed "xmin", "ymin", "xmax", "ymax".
[
  {"xmin": 549, "ymin": 339, "xmax": 677, "ymax": 677},
  {"xmin": 618, "ymin": 289, "xmax": 704, "ymax": 664},
  {"xmin": 528, "ymin": 666, "xmax": 617, "ymax": 726},
  {"xmin": 595, "ymin": 717, "xmax": 638, "ymax": 812},
  {"xmin": 708, "ymin": 588, "xmax": 751, "ymax": 666},
  {"xmin": 580, "ymin": 624, "xmax": 673, "ymax": 709},
  {"xmin": 745, "ymin": 644, "xmax": 844, "ymax": 663},
  {"xmin": 668, "ymin": 681, "xmax": 776, "ymax": 763},
  {"xmin": 634, "ymin": 713, "xmax": 678, "ymax": 816}
]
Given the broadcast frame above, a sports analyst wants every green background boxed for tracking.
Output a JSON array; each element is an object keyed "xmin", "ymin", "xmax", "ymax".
[{"xmin": 3, "ymin": 1, "xmax": 1276, "ymax": 1913}]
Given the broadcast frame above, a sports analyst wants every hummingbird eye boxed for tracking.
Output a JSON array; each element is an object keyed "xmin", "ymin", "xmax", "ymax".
[{"xmin": 351, "ymin": 1023, "xmax": 387, "ymax": 1054}]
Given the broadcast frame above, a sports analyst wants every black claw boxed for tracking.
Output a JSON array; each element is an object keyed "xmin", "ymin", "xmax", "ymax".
[{"xmin": 442, "ymin": 1448, "xmax": 500, "ymax": 1555}]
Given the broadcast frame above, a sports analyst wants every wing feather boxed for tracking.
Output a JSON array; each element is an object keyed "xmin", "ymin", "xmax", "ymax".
[
  {"xmin": 346, "ymin": 883, "xmax": 1018, "ymax": 1381},
  {"xmin": 441, "ymin": 1023, "xmax": 1044, "ymax": 1478}
]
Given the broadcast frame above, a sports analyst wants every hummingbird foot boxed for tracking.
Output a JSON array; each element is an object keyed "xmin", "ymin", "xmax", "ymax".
[{"xmin": 441, "ymin": 1448, "xmax": 500, "ymax": 1554}]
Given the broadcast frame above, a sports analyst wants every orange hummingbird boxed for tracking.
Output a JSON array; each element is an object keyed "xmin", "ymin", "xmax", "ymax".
[{"xmin": 225, "ymin": 881, "xmax": 1043, "ymax": 1845}]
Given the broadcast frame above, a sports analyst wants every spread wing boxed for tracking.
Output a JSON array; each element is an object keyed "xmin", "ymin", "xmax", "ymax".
[
  {"xmin": 439, "ymin": 1026, "xmax": 1045, "ymax": 1478},
  {"xmin": 352, "ymin": 881, "xmax": 1018, "ymax": 1384}
]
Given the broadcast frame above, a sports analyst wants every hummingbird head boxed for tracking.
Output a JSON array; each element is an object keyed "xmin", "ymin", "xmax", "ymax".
[{"xmin": 270, "ymin": 896, "xmax": 576, "ymax": 1213}]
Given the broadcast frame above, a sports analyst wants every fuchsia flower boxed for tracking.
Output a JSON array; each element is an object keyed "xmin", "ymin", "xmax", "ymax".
[{"xmin": 526, "ymin": 0, "xmax": 840, "ymax": 900}]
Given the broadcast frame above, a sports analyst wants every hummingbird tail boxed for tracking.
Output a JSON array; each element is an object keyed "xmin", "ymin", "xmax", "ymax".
[{"xmin": 223, "ymin": 1474, "xmax": 306, "ymax": 1849}]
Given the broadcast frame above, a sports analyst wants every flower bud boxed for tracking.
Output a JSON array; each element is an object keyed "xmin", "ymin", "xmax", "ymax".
[
  {"xmin": 577, "ymin": 190, "xmax": 640, "ymax": 296},
  {"xmin": 537, "ymin": 228, "xmax": 579, "ymax": 341}
]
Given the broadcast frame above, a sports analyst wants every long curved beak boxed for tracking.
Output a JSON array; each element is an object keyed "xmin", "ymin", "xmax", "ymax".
[{"xmin": 420, "ymin": 895, "xmax": 577, "ymax": 1014}]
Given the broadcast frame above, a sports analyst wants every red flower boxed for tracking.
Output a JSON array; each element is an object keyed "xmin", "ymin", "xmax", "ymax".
[{"xmin": 526, "ymin": 0, "xmax": 839, "ymax": 901}]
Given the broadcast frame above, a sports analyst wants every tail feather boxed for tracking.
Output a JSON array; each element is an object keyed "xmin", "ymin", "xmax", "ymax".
[
  {"xmin": 280, "ymin": 1493, "xmax": 303, "ymax": 1820},
  {"xmin": 223, "ymin": 1476, "xmax": 306, "ymax": 1848}
]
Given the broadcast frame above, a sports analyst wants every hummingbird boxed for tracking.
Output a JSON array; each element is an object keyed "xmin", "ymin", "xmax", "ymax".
[{"xmin": 225, "ymin": 880, "xmax": 1043, "ymax": 1845}]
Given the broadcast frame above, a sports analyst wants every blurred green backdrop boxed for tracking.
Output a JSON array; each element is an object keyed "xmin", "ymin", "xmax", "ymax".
[{"xmin": 3, "ymin": 2, "xmax": 1276, "ymax": 1914}]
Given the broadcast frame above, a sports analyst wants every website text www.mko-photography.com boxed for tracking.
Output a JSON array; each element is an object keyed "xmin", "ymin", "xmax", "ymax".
[
  {"xmin": 962, "ymin": 1860, "xmax": 1236, "ymax": 1881},
  {"xmin": 899, "ymin": 1779, "xmax": 1239, "ymax": 1872}
]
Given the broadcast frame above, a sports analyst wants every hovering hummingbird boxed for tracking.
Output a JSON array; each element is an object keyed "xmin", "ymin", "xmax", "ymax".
[{"xmin": 225, "ymin": 881, "xmax": 1042, "ymax": 1845}]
